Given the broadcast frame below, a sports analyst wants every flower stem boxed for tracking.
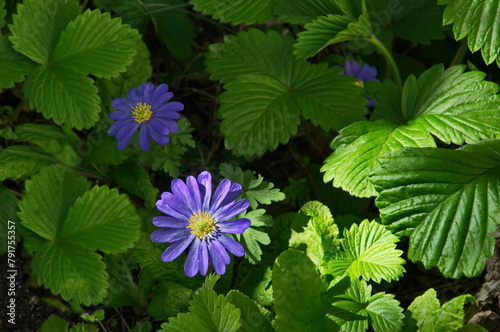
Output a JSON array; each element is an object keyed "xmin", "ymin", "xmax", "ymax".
[{"xmin": 368, "ymin": 35, "xmax": 403, "ymax": 90}]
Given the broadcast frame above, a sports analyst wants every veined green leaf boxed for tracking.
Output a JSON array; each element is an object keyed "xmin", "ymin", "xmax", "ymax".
[
  {"xmin": 23, "ymin": 64, "xmax": 101, "ymax": 129},
  {"xmin": 0, "ymin": 145, "xmax": 55, "ymax": 181},
  {"xmin": 30, "ymin": 241, "xmax": 108, "ymax": 306},
  {"xmin": 0, "ymin": 0, "xmax": 6, "ymax": 30},
  {"xmin": 274, "ymin": 0, "xmax": 356, "ymax": 24},
  {"xmin": 372, "ymin": 140, "xmax": 500, "ymax": 278},
  {"xmin": 237, "ymin": 209, "xmax": 272, "ymax": 264},
  {"xmin": 9, "ymin": 0, "xmax": 80, "ymax": 64},
  {"xmin": 0, "ymin": 186, "xmax": 19, "ymax": 255},
  {"xmin": 190, "ymin": 0, "xmax": 273, "ymax": 25},
  {"xmin": 226, "ymin": 290, "xmax": 275, "ymax": 332},
  {"xmin": 439, "ymin": 0, "xmax": 500, "ymax": 65},
  {"xmin": 58, "ymin": 185, "xmax": 141, "ymax": 254},
  {"xmin": 0, "ymin": 35, "xmax": 36, "ymax": 89},
  {"xmin": 52, "ymin": 9, "xmax": 140, "ymax": 78},
  {"xmin": 148, "ymin": 281, "xmax": 192, "ymax": 318}
]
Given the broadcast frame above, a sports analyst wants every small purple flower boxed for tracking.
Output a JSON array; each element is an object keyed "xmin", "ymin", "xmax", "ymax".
[
  {"xmin": 151, "ymin": 171, "xmax": 251, "ymax": 277},
  {"xmin": 341, "ymin": 60, "xmax": 379, "ymax": 107},
  {"xmin": 108, "ymin": 83, "xmax": 184, "ymax": 150}
]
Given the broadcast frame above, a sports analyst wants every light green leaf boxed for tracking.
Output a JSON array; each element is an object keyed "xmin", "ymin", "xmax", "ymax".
[
  {"xmin": 18, "ymin": 165, "xmax": 90, "ymax": 241},
  {"xmin": 31, "ymin": 241, "xmax": 108, "ymax": 306},
  {"xmin": 237, "ymin": 209, "xmax": 272, "ymax": 264},
  {"xmin": 190, "ymin": 0, "xmax": 273, "ymax": 25},
  {"xmin": 158, "ymin": 314, "xmax": 208, "ymax": 332},
  {"xmin": 0, "ymin": 145, "xmax": 54, "ymax": 181},
  {"xmin": 407, "ymin": 288, "xmax": 475, "ymax": 332},
  {"xmin": 23, "ymin": 64, "xmax": 101, "ymax": 129},
  {"xmin": 52, "ymin": 9, "xmax": 140, "ymax": 78},
  {"xmin": 0, "ymin": 35, "xmax": 36, "ymax": 89},
  {"xmin": 372, "ymin": 141, "xmax": 500, "ymax": 278},
  {"xmin": 9, "ymin": 0, "xmax": 80, "ymax": 64},
  {"xmin": 327, "ymin": 220, "xmax": 405, "ymax": 283},
  {"xmin": 58, "ymin": 185, "xmax": 141, "ymax": 254},
  {"xmin": 147, "ymin": 281, "xmax": 192, "ymax": 318},
  {"xmin": 392, "ymin": 0, "xmax": 445, "ymax": 44},
  {"xmin": 439, "ymin": 0, "xmax": 500, "ymax": 65},
  {"xmin": 273, "ymin": 249, "xmax": 328, "ymax": 331},
  {"xmin": 274, "ymin": 0, "xmax": 355, "ymax": 24},
  {"xmin": 226, "ymin": 290, "xmax": 275, "ymax": 332}
]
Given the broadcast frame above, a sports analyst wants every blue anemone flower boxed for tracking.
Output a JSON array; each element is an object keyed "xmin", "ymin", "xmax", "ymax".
[
  {"xmin": 341, "ymin": 60, "xmax": 379, "ymax": 107},
  {"xmin": 151, "ymin": 171, "xmax": 251, "ymax": 277},
  {"xmin": 108, "ymin": 83, "xmax": 183, "ymax": 150}
]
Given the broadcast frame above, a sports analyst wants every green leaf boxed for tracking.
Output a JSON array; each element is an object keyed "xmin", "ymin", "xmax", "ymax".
[
  {"xmin": 82, "ymin": 131, "xmax": 135, "ymax": 166},
  {"xmin": 9, "ymin": 0, "xmax": 80, "ymax": 64},
  {"xmin": 0, "ymin": 35, "xmax": 36, "ymax": 89},
  {"xmin": 16, "ymin": 124, "xmax": 80, "ymax": 166},
  {"xmin": 148, "ymin": 281, "xmax": 192, "ymax": 318},
  {"xmin": 190, "ymin": 0, "xmax": 273, "ymax": 25},
  {"xmin": 58, "ymin": 185, "xmax": 141, "ymax": 254},
  {"xmin": 0, "ymin": 186, "xmax": 19, "ymax": 255},
  {"xmin": 18, "ymin": 165, "xmax": 90, "ymax": 241},
  {"xmin": 439, "ymin": 0, "xmax": 500, "ymax": 65},
  {"xmin": 274, "ymin": 0, "xmax": 355, "ymax": 24},
  {"xmin": 52, "ymin": 9, "xmax": 140, "ymax": 78},
  {"xmin": 273, "ymin": 249, "xmax": 328, "ymax": 331},
  {"xmin": 0, "ymin": 0, "xmax": 5, "ymax": 30},
  {"xmin": 31, "ymin": 241, "xmax": 108, "ymax": 306},
  {"xmin": 40, "ymin": 315, "xmax": 69, "ymax": 332},
  {"xmin": 159, "ymin": 314, "xmax": 209, "ymax": 332},
  {"xmin": 23, "ymin": 64, "xmax": 101, "ymax": 129},
  {"xmin": 372, "ymin": 141, "xmax": 500, "ymax": 278},
  {"xmin": 226, "ymin": 290, "xmax": 275, "ymax": 332},
  {"xmin": 406, "ymin": 288, "xmax": 475, "ymax": 332},
  {"xmin": 0, "ymin": 145, "xmax": 54, "ymax": 181},
  {"xmin": 325, "ymin": 220, "xmax": 405, "ymax": 282},
  {"xmin": 392, "ymin": 0, "xmax": 445, "ymax": 44},
  {"xmin": 108, "ymin": 162, "xmax": 159, "ymax": 209}
]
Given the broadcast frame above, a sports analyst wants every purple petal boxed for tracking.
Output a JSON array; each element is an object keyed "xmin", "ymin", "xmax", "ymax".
[
  {"xmin": 171, "ymin": 178, "xmax": 198, "ymax": 213},
  {"xmin": 213, "ymin": 199, "xmax": 250, "ymax": 221},
  {"xmin": 161, "ymin": 235, "xmax": 195, "ymax": 262},
  {"xmin": 108, "ymin": 120, "xmax": 125, "ymax": 135},
  {"xmin": 151, "ymin": 228, "xmax": 191, "ymax": 243},
  {"xmin": 199, "ymin": 241, "xmax": 209, "ymax": 276},
  {"xmin": 148, "ymin": 124, "xmax": 170, "ymax": 145},
  {"xmin": 116, "ymin": 122, "xmax": 139, "ymax": 150},
  {"xmin": 219, "ymin": 182, "xmax": 242, "ymax": 208},
  {"xmin": 150, "ymin": 84, "xmax": 171, "ymax": 105},
  {"xmin": 197, "ymin": 172, "xmax": 212, "ymax": 211},
  {"xmin": 218, "ymin": 218, "xmax": 251, "ymax": 234},
  {"xmin": 184, "ymin": 239, "xmax": 201, "ymax": 277},
  {"xmin": 156, "ymin": 192, "xmax": 192, "ymax": 220},
  {"xmin": 138, "ymin": 125, "xmax": 151, "ymax": 151},
  {"xmin": 218, "ymin": 234, "xmax": 245, "ymax": 257},
  {"xmin": 211, "ymin": 239, "xmax": 230, "ymax": 265},
  {"xmin": 152, "ymin": 216, "xmax": 188, "ymax": 228},
  {"xmin": 155, "ymin": 101, "xmax": 184, "ymax": 114},
  {"xmin": 208, "ymin": 240, "xmax": 228, "ymax": 274},
  {"xmin": 209, "ymin": 179, "xmax": 231, "ymax": 213},
  {"xmin": 112, "ymin": 97, "xmax": 133, "ymax": 112},
  {"xmin": 139, "ymin": 83, "xmax": 155, "ymax": 104},
  {"xmin": 109, "ymin": 110, "xmax": 132, "ymax": 120},
  {"xmin": 127, "ymin": 86, "xmax": 140, "ymax": 104},
  {"xmin": 149, "ymin": 117, "xmax": 171, "ymax": 135}
]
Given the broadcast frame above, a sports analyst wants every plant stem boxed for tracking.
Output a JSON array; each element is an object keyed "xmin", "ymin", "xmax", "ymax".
[
  {"xmin": 368, "ymin": 35, "xmax": 402, "ymax": 90},
  {"xmin": 449, "ymin": 38, "xmax": 468, "ymax": 67}
]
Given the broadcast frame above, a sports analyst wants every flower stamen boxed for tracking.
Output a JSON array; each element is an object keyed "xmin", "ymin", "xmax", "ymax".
[
  {"xmin": 187, "ymin": 210, "xmax": 217, "ymax": 239},
  {"xmin": 354, "ymin": 79, "xmax": 364, "ymax": 88},
  {"xmin": 132, "ymin": 102, "xmax": 153, "ymax": 123}
]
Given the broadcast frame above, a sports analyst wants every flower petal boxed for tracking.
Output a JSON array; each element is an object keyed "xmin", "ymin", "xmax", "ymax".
[
  {"xmin": 208, "ymin": 239, "xmax": 228, "ymax": 274},
  {"xmin": 109, "ymin": 110, "xmax": 132, "ymax": 120},
  {"xmin": 197, "ymin": 171, "xmax": 212, "ymax": 211},
  {"xmin": 155, "ymin": 101, "xmax": 184, "ymax": 114},
  {"xmin": 138, "ymin": 125, "xmax": 151, "ymax": 151},
  {"xmin": 209, "ymin": 179, "xmax": 231, "ymax": 213},
  {"xmin": 112, "ymin": 97, "xmax": 133, "ymax": 112},
  {"xmin": 148, "ymin": 124, "xmax": 170, "ymax": 145},
  {"xmin": 219, "ymin": 182, "xmax": 242, "ymax": 207},
  {"xmin": 218, "ymin": 234, "xmax": 245, "ymax": 257},
  {"xmin": 150, "ymin": 84, "xmax": 172, "ymax": 105},
  {"xmin": 161, "ymin": 234, "xmax": 194, "ymax": 262},
  {"xmin": 152, "ymin": 216, "xmax": 188, "ymax": 228},
  {"xmin": 172, "ymin": 178, "xmax": 198, "ymax": 213},
  {"xmin": 116, "ymin": 122, "xmax": 139, "ymax": 150},
  {"xmin": 156, "ymin": 192, "xmax": 192, "ymax": 220},
  {"xmin": 213, "ymin": 199, "xmax": 250, "ymax": 221},
  {"xmin": 218, "ymin": 218, "xmax": 251, "ymax": 234},
  {"xmin": 187, "ymin": 176, "xmax": 202, "ymax": 211},
  {"xmin": 184, "ymin": 239, "xmax": 201, "ymax": 277},
  {"xmin": 199, "ymin": 241, "xmax": 209, "ymax": 276},
  {"xmin": 211, "ymin": 238, "xmax": 230, "ymax": 265},
  {"xmin": 151, "ymin": 228, "xmax": 191, "ymax": 243}
]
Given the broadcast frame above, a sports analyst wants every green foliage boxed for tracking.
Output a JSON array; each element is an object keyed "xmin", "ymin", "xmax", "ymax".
[
  {"xmin": 18, "ymin": 165, "xmax": 141, "ymax": 305},
  {"xmin": 372, "ymin": 140, "xmax": 500, "ymax": 278},
  {"xmin": 406, "ymin": 288, "xmax": 475, "ymax": 332},
  {"xmin": 0, "ymin": 34, "xmax": 36, "ymax": 89},
  {"xmin": 148, "ymin": 281, "xmax": 192, "ymax": 318},
  {"xmin": 40, "ymin": 314, "xmax": 69, "ymax": 332},
  {"xmin": 206, "ymin": 28, "xmax": 367, "ymax": 157},
  {"xmin": 190, "ymin": 0, "xmax": 273, "ymax": 25},
  {"xmin": 0, "ymin": 0, "xmax": 5, "ymax": 30},
  {"xmin": 226, "ymin": 290, "xmax": 275, "ymax": 332},
  {"xmin": 0, "ymin": 145, "xmax": 54, "ymax": 181},
  {"xmin": 322, "ymin": 64, "xmax": 500, "ymax": 197},
  {"xmin": 274, "ymin": 0, "xmax": 354, "ymax": 24},
  {"xmin": 0, "ymin": 185, "xmax": 18, "ymax": 255},
  {"xmin": 439, "ymin": 0, "xmax": 500, "ymax": 65}
]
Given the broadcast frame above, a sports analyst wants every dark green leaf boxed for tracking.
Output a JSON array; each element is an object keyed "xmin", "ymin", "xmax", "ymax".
[{"xmin": 0, "ymin": 35, "xmax": 36, "ymax": 89}]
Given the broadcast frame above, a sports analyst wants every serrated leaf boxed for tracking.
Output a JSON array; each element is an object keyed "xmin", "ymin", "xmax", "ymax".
[
  {"xmin": 226, "ymin": 290, "xmax": 275, "ymax": 332},
  {"xmin": 273, "ymin": 249, "xmax": 328, "ymax": 331},
  {"xmin": 439, "ymin": 0, "xmax": 500, "ymax": 65},
  {"xmin": 148, "ymin": 281, "xmax": 192, "ymax": 318},
  {"xmin": 31, "ymin": 241, "xmax": 108, "ymax": 306},
  {"xmin": 274, "ymin": 0, "xmax": 355, "ymax": 24},
  {"xmin": 236, "ymin": 209, "xmax": 272, "ymax": 264},
  {"xmin": 23, "ymin": 64, "xmax": 101, "ymax": 129},
  {"xmin": 58, "ymin": 185, "xmax": 141, "ymax": 254},
  {"xmin": 0, "ymin": 145, "xmax": 54, "ymax": 181},
  {"xmin": 392, "ymin": 0, "xmax": 445, "ymax": 44},
  {"xmin": 191, "ymin": 0, "xmax": 272, "ymax": 25},
  {"xmin": 52, "ymin": 9, "xmax": 140, "ymax": 78},
  {"xmin": 326, "ymin": 220, "xmax": 405, "ymax": 282},
  {"xmin": 0, "ymin": 35, "xmax": 36, "ymax": 89},
  {"xmin": 372, "ymin": 141, "xmax": 500, "ymax": 278},
  {"xmin": 407, "ymin": 288, "xmax": 475, "ymax": 332},
  {"xmin": 18, "ymin": 165, "xmax": 89, "ymax": 241},
  {"xmin": 159, "ymin": 314, "xmax": 208, "ymax": 332},
  {"xmin": 9, "ymin": 0, "xmax": 80, "ymax": 64}
]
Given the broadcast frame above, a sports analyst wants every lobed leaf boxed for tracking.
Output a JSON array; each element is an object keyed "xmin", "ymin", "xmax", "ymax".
[
  {"xmin": 190, "ymin": 0, "xmax": 273, "ymax": 25},
  {"xmin": 274, "ymin": 0, "xmax": 355, "ymax": 24}
]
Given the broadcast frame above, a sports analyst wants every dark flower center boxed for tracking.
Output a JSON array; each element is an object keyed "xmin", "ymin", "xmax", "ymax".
[
  {"xmin": 132, "ymin": 102, "xmax": 153, "ymax": 123},
  {"xmin": 187, "ymin": 210, "xmax": 217, "ymax": 239}
]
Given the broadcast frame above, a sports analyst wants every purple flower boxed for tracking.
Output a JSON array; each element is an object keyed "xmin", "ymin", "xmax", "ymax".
[
  {"xmin": 108, "ymin": 83, "xmax": 184, "ymax": 150},
  {"xmin": 151, "ymin": 171, "xmax": 251, "ymax": 277},
  {"xmin": 341, "ymin": 60, "xmax": 379, "ymax": 107}
]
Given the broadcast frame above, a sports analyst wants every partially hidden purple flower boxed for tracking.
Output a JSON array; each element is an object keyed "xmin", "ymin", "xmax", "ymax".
[
  {"xmin": 108, "ymin": 83, "xmax": 184, "ymax": 150},
  {"xmin": 151, "ymin": 171, "xmax": 251, "ymax": 277},
  {"xmin": 341, "ymin": 60, "xmax": 379, "ymax": 107}
]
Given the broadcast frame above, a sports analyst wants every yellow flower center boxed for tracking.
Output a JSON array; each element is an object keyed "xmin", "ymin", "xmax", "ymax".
[
  {"xmin": 132, "ymin": 102, "xmax": 153, "ymax": 123},
  {"xmin": 187, "ymin": 210, "xmax": 217, "ymax": 239},
  {"xmin": 354, "ymin": 79, "xmax": 364, "ymax": 88}
]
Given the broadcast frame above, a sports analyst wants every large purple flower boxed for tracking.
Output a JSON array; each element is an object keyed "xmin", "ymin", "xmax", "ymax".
[
  {"xmin": 151, "ymin": 171, "xmax": 251, "ymax": 277},
  {"xmin": 341, "ymin": 60, "xmax": 379, "ymax": 107},
  {"xmin": 108, "ymin": 83, "xmax": 183, "ymax": 150}
]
